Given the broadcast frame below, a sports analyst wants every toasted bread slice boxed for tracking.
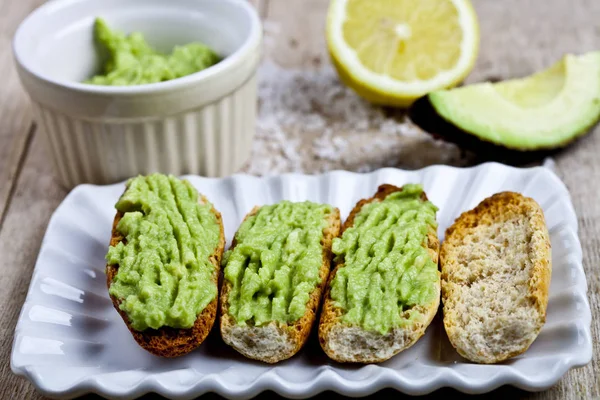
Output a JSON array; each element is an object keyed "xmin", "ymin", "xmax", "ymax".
[
  {"xmin": 319, "ymin": 184, "xmax": 440, "ymax": 363},
  {"xmin": 106, "ymin": 195, "xmax": 225, "ymax": 358},
  {"xmin": 220, "ymin": 204, "xmax": 341, "ymax": 364},
  {"xmin": 440, "ymin": 192, "xmax": 551, "ymax": 364}
]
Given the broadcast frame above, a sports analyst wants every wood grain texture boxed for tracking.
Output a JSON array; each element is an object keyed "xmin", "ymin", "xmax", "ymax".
[
  {"xmin": 263, "ymin": 0, "xmax": 328, "ymax": 69},
  {"xmin": 0, "ymin": 136, "xmax": 68, "ymax": 399},
  {"xmin": 1, "ymin": 0, "xmax": 599, "ymax": 398},
  {"xmin": 0, "ymin": 0, "xmax": 46, "ymax": 226}
]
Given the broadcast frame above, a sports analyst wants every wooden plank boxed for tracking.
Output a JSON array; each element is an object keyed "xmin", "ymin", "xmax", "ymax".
[
  {"xmin": 263, "ymin": 0, "xmax": 328, "ymax": 69},
  {"xmin": 0, "ymin": 0, "xmax": 53, "ymax": 394},
  {"xmin": 247, "ymin": 0, "xmax": 269, "ymax": 19},
  {"xmin": 468, "ymin": 0, "xmax": 600, "ymax": 84},
  {"xmin": 0, "ymin": 0, "xmax": 46, "ymax": 226},
  {"xmin": 0, "ymin": 136, "xmax": 68, "ymax": 399}
]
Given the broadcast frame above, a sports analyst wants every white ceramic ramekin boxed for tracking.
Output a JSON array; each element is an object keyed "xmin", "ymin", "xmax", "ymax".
[{"xmin": 13, "ymin": 0, "xmax": 262, "ymax": 188}]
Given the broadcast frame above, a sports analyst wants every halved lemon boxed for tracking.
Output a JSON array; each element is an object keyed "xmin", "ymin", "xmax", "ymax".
[{"xmin": 327, "ymin": 0, "xmax": 480, "ymax": 107}]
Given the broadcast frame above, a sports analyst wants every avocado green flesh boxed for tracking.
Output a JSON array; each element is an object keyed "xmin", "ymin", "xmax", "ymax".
[
  {"xmin": 106, "ymin": 174, "xmax": 220, "ymax": 331},
  {"xmin": 428, "ymin": 52, "xmax": 600, "ymax": 150},
  {"xmin": 86, "ymin": 18, "xmax": 220, "ymax": 86},
  {"xmin": 330, "ymin": 184, "xmax": 439, "ymax": 335},
  {"xmin": 224, "ymin": 201, "xmax": 332, "ymax": 326}
]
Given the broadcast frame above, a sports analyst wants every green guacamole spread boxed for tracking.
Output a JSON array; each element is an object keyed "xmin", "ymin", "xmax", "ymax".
[
  {"xmin": 106, "ymin": 174, "xmax": 220, "ymax": 331},
  {"xmin": 330, "ymin": 184, "xmax": 439, "ymax": 335},
  {"xmin": 86, "ymin": 18, "xmax": 220, "ymax": 86},
  {"xmin": 223, "ymin": 201, "xmax": 332, "ymax": 326}
]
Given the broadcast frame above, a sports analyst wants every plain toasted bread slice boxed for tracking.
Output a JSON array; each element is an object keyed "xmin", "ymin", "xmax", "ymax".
[
  {"xmin": 319, "ymin": 184, "xmax": 440, "ymax": 363},
  {"xmin": 106, "ymin": 195, "xmax": 225, "ymax": 358},
  {"xmin": 220, "ymin": 205, "xmax": 341, "ymax": 364},
  {"xmin": 440, "ymin": 192, "xmax": 551, "ymax": 364}
]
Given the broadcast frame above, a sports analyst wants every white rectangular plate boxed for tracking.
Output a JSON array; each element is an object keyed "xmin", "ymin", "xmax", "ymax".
[{"xmin": 11, "ymin": 163, "xmax": 592, "ymax": 399}]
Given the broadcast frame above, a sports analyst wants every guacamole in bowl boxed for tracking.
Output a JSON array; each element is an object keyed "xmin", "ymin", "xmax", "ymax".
[{"xmin": 86, "ymin": 18, "xmax": 221, "ymax": 86}]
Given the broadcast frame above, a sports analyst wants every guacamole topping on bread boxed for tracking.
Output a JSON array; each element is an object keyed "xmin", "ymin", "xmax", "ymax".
[
  {"xmin": 106, "ymin": 174, "xmax": 220, "ymax": 331},
  {"xmin": 330, "ymin": 184, "xmax": 439, "ymax": 335},
  {"xmin": 223, "ymin": 201, "xmax": 333, "ymax": 326},
  {"xmin": 86, "ymin": 18, "xmax": 220, "ymax": 86}
]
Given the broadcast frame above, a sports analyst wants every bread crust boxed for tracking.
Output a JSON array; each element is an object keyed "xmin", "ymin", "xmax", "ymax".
[
  {"xmin": 106, "ymin": 195, "xmax": 225, "ymax": 358},
  {"xmin": 219, "ymin": 205, "xmax": 341, "ymax": 364},
  {"xmin": 440, "ymin": 191, "xmax": 551, "ymax": 364},
  {"xmin": 318, "ymin": 184, "xmax": 440, "ymax": 363}
]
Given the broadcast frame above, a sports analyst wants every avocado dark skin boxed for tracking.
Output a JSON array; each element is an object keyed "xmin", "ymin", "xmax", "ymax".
[{"xmin": 408, "ymin": 95, "xmax": 590, "ymax": 165}]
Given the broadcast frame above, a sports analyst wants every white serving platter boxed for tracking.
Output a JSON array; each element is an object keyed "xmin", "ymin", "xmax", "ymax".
[{"xmin": 11, "ymin": 163, "xmax": 592, "ymax": 399}]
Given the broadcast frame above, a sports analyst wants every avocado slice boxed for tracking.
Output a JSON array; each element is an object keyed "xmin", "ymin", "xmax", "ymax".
[{"xmin": 410, "ymin": 52, "xmax": 600, "ymax": 152}]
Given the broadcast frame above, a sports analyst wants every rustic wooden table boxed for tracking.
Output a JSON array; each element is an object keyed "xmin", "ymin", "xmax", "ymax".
[{"xmin": 1, "ymin": 0, "xmax": 598, "ymax": 398}]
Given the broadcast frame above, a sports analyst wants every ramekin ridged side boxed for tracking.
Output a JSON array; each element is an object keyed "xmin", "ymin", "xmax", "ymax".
[
  {"xmin": 32, "ymin": 74, "xmax": 257, "ymax": 187},
  {"xmin": 13, "ymin": 0, "xmax": 262, "ymax": 188}
]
